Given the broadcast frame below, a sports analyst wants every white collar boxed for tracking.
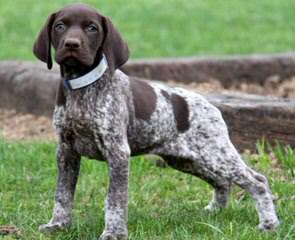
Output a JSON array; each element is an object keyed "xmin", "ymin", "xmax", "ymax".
[{"xmin": 64, "ymin": 54, "xmax": 108, "ymax": 90}]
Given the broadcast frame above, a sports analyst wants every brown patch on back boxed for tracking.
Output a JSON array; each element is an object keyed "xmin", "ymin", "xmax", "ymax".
[
  {"xmin": 171, "ymin": 93, "xmax": 190, "ymax": 132},
  {"xmin": 129, "ymin": 79, "xmax": 157, "ymax": 120}
]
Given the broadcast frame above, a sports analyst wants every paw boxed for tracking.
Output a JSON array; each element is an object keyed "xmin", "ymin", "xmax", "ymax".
[
  {"xmin": 204, "ymin": 204, "xmax": 216, "ymax": 212},
  {"xmin": 258, "ymin": 219, "xmax": 280, "ymax": 231},
  {"xmin": 99, "ymin": 232, "xmax": 128, "ymax": 240},
  {"xmin": 39, "ymin": 220, "xmax": 71, "ymax": 233},
  {"xmin": 203, "ymin": 202, "xmax": 221, "ymax": 212}
]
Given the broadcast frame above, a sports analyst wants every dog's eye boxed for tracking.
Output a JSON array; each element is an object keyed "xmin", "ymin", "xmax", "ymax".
[
  {"xmin": 87, "ymin": 24, "xmax": 98, "ymax": 33},
  {"xmin": 55, "ymin": 22, "xmax": 66, "ymax": 32}
]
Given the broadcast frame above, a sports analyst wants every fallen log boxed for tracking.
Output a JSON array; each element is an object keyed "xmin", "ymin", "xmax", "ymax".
[
  {"xmin": 206, "ymin": 94, "xmax": 295, "ymax": 150},
  {"xmin": 0, "ymin": 60, "xmax": 295, "ymax": 151},
  {"xmin": 122, "ymin": 52, "xmax": 295, "ymax": 87},
  {"xmin": 0, "ymin": 61, "xmax": 59, "ymax": 117}
]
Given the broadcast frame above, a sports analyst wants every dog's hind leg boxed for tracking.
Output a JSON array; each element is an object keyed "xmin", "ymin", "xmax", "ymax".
[
  {"xmin": 199, "ymin": 144, "xmax": 279, "ymax": 230},
  {"xmin": 231, "ymin": 164, "xmax": 279, "ymax": 231},
  {"xmin": 155, "ymin": 133, "xmax": 279, "ymax": 231},
  {"xmin": 155, "ymin": 151, "xmax": 231, "ymax": 212},
  {"xmin": 39, "ymin": 142, "xmax": 81, "ymax": 232},
  {"xmin": 201, "ymin": 139, "xmax": 279, "ymax": 231},
  {"xmin": 204, "ymin": 181, "xmax": 231, "ymax": 211}
]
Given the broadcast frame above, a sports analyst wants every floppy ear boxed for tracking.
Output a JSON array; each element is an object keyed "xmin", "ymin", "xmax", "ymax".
[
  {"xmin": 101, "ymin": 16, "xmax": 129, "ymax": 75},
  {"xmin": 33, "ymin": 13, "xmax": 56, "ymax": 70}
]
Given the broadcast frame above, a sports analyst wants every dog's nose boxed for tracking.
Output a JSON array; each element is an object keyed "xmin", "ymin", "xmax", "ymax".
[{"xmin": 64, "ymin": 38, "xmax": 81, "ymax": 49}]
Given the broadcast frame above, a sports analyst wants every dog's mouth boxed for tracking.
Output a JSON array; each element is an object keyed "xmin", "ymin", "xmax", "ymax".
[
  {"xmin": 58, "ymin": 50, "xmax": 81, "ymax": 66},
  {"xmin": 56, "ymin": 50, "xmax": 93, "ymax": 67},
  {"xmin": 62, "ymin": 56, "xmax": 81, "ymax": 66}
]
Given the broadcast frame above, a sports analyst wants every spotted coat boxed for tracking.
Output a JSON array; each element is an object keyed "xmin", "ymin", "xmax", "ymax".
[{"xmin": 42, "ymin": 69, "xmax": 279, "ymax": 239}]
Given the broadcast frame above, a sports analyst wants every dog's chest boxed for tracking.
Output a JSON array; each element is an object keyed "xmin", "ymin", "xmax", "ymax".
[{"xmin": 53, "ymin": 105, "xmax": 104, "ymax": 160}]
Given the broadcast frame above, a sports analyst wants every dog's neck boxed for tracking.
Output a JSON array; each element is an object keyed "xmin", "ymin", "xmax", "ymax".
[
  {"xmin": 61, "ymin": 51, "xmax": 103, "ymax": 80},
  {"xmin": 61, "ymin": 55, "xmax": 108, "ymax": 90},
  {"xmin": 56, "ymin": 54, "xmax": 110, "ymax": 106},
  {"xmin": 61, "ymin": 64, "xmax": 90, "ymax": 80}
]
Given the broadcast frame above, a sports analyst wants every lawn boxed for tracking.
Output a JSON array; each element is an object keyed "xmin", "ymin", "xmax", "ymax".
[
  {"xmin": 0, "ymin": 0, "xmax": 295, "ymax": 60},
  {"xmin": 0, "ymin": 139, "xmax": 295, "ymax": 239}
]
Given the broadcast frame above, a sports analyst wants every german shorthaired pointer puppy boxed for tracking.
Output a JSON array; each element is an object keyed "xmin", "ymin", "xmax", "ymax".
[{"xmin": 33, "ymin": 3, "xmax": 279, "ymax": 239}]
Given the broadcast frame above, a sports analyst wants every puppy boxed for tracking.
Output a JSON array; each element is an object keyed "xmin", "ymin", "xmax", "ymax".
[{"xmin": 33, "ymin": 3, "xmax": 279, "ymax": 239}]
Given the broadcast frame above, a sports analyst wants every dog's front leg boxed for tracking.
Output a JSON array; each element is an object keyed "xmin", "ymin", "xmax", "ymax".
[
  {"xmin": 39, "ymin": 142, "xmax": 81, "ymax": 232},
  {"xmin": 99, "ymin": 139, "xmax": 130, "ymax": 240}
]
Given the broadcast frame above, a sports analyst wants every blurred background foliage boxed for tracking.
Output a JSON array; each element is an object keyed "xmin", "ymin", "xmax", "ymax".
[{"xmin": 0, "ymin": 0, "xmax": 294, "ymax": 60}]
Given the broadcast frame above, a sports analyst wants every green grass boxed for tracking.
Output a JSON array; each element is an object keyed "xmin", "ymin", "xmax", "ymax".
[
  {"xmin": 0, "ymin": 139, "xmax": 294, "ymax": 239},
  {"xmin": 0, "ymin": 0, "xmax": 295, "ymax": 60},
  {"xmin": 255, "ymin": 139, "xmax": 295, "ymax": 177}
]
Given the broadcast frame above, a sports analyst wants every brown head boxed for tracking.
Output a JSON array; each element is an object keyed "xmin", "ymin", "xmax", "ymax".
[{"xmin": 33, "ymin": 3, "xmax": 129, "ymax": 75}]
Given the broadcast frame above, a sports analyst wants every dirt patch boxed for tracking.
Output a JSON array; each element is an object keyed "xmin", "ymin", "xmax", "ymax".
[
  {"xmin": 0, "ymin": 225, "xmax": 21, "ymax": 237},
  {"xmin": 167, "ymin": 76, "xmax": 295, "ymax": 98},
  {"xmin": 1, "ymin": 77, "xmax": 295, "ymax": 140},
  {"xmin": 0, "ymin": 109, "xmax": 55, "ymax": 141}
]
